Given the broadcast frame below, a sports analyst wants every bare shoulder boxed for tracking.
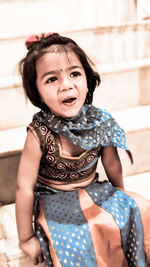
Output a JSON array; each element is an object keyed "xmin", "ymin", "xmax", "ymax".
[
  {"xmin": 23, "ymin": 129, "xmax": 42, "ymax": 158},
  {"xmin": 19, "ymin": 129, "xmax": 42, "ymax": 173},
  {"xmin": 17, "ymin": 130, "xmax": 42, "ymax": 188}
]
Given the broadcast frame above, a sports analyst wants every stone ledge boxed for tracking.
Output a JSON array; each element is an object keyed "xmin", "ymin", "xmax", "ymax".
[
  {"xmin": 124, "ymin": 172, "xmax": 150, "ymax": 199},
  {"xmin": 111, "ymin": 105, "xmax": 150, "ymax": 133},
  {"xmin": 0, "ymin": 20, "xmax": 149, "ymax": 41},
  {"xmin": 0, "ymin": 75, "xmax": 21, "ymax": 90},
  {"xmin": 0, "ymin": 203, "xmax": 45, "ymax": 267},
  {"xmin": 0, "ymin": 127, "xmax": 26, "ymax": 155},
  {"xmin": 97, "ymin": 58, "xmax": 150, "ymax": 75},
  {"xmin": 0, "ymin": 21, "xmax": 150, "ymax": 77}
]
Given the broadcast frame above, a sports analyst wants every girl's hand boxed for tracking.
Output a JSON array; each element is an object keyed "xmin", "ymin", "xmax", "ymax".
[{"xmin": 20, "ymin": 236, "xmax": 43, "ymax": 265}]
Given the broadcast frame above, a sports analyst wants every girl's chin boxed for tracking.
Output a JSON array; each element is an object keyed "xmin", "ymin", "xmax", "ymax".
[
  {"xmin": 61, "ymin": 111, "xmax": 79, "ymax": 118},
  {"xmin": 63, "ymin": 107, "xmax": 82, "ymax": 118}
]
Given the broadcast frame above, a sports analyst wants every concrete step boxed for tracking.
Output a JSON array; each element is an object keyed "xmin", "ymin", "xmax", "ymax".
[
  {"xmin": 67, "ymin": 21, "xmax": 150, "ymax": 64},
  {"xmin": 0, "ymin": 127, "xmax": 26, "ymax": 205},
  {"xmin": 0, "ymin": 172, "xmax": 149, "ymax": 266},
  {"xmin": 124, "ymin": 172, "xmax": 150, "ymax": 199},
  {"xmin": 0, "ymin": 202, "xmax": 45, "ymax": 266},
  {"xmin": 0, "ymin": 105, "xmax": 150, "ymax": 204},
  {"xmin": 0, "ymin": 21, "xmax": 150, "ymax": 77},
  {"xmin": 112, "ymin": 105, "xmax": 150, "ymax": 177},
  {"xmin": 93, "ymin": 59, "xmax": 150, "ymax": 111},
  {"xmin": 0, "ymin": 0, "xmax": 136, "ymax": 39},
  {"xmin": 0, "ymin": 77, "xmax": 39, "ymax": 130}
]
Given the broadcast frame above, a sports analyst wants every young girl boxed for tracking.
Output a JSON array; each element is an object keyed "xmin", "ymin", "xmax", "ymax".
[{"xmin": 16, "ymin": 33, "xmax": 150, "ymax": 267}]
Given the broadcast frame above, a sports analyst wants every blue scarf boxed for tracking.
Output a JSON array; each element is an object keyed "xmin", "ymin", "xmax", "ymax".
[{"xmin": 33, "ymin": 104, "xmax": 132, "ymax": 162}]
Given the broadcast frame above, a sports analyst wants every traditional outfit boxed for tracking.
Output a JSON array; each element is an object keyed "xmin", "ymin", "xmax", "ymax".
[{"xmin": 28, "ymin": 104, "xmax": 150, "ymax": 267}]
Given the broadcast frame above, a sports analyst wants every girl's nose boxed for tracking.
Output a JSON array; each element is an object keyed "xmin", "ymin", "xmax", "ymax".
[{"xmin": 60, "ymin": 76, "xmax": 73, "ymax": 92}]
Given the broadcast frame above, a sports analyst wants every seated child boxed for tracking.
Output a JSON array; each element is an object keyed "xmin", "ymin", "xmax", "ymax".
[{"xmin": 16, "ymin": 33, "xmax": 150, "ymax": 266}]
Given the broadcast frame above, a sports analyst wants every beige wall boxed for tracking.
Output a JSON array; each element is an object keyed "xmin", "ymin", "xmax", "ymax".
[{"xmin": 0, "ymin": 0, "xmax": 137, "ymax": 40}]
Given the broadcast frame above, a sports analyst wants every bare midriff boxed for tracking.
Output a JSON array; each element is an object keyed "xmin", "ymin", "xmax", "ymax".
[{"xmin": 37, "ymin": 172, "xmax": 96, "ymax": 191}]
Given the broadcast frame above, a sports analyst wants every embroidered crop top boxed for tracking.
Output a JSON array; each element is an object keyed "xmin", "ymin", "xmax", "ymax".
[{"xmin": 28, "ymin": 120, "xmax": 101, "ymax": 183}]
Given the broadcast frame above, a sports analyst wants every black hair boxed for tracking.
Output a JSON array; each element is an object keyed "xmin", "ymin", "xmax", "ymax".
[{"xmin": 19, "ymin": 33, "xmax": 101, "ymax": 110}]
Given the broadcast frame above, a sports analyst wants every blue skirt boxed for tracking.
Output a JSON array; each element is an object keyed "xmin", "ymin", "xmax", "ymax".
[{"xmin": 34, "ymin": 178, "xmax": 150, "ymax": 267}]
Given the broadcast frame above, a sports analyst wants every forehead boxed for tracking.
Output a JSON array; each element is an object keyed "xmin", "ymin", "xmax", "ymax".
[{"xmin": 36, "ymin": 48, "xmax": 82, "ymax": 70}]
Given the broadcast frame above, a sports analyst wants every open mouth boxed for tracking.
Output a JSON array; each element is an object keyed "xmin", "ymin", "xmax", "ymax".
[{"xmin": 62, "ymin": 97, "xmax": 76, "ymax": 104}]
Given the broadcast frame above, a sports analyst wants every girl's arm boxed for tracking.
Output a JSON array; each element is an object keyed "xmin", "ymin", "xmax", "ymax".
[
  {"xmin": 15, "ymin": 130, "xmax": 43, "ymax": 264},
  {"xmin": 101, "ymin": 146, "xmax": 124, "ymax": 189}
]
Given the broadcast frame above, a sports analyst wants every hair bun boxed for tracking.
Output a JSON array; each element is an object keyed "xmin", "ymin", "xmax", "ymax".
[{"xmin": 25, "ymin": 32, "xmax": 54, "ymax": 50}]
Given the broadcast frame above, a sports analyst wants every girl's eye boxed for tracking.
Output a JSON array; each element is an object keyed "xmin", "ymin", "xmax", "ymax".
[
  {"xmin": 70, "ymin": 71, "xmax": 81, "ymax": 77},
  {"xmin": 46, "ymin": 76, "xmax": 57, "ymax": 83}
]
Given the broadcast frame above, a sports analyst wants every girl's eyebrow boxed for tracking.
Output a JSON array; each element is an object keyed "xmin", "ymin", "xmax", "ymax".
[
  {"xmin": 41, "ymin": 71, "xmax": 56, "ymax": 80},
  {"xmin": 41, "ymin": 65, "xmax": 82, "ymax": 80},
  {"xmin": 68, "ymin": 65, "xmax": 82, "ymax": 71}
]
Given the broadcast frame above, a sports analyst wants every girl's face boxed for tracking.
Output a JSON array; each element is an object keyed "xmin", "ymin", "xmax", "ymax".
[{"xmin": 36, "ymin": 50, "xmax": 88, "ymax": 118}]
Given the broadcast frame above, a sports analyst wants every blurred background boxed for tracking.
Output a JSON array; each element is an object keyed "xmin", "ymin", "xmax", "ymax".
[{"xmin": 0, "ymin": 0, "xmax": 150, "ymax": 266}]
